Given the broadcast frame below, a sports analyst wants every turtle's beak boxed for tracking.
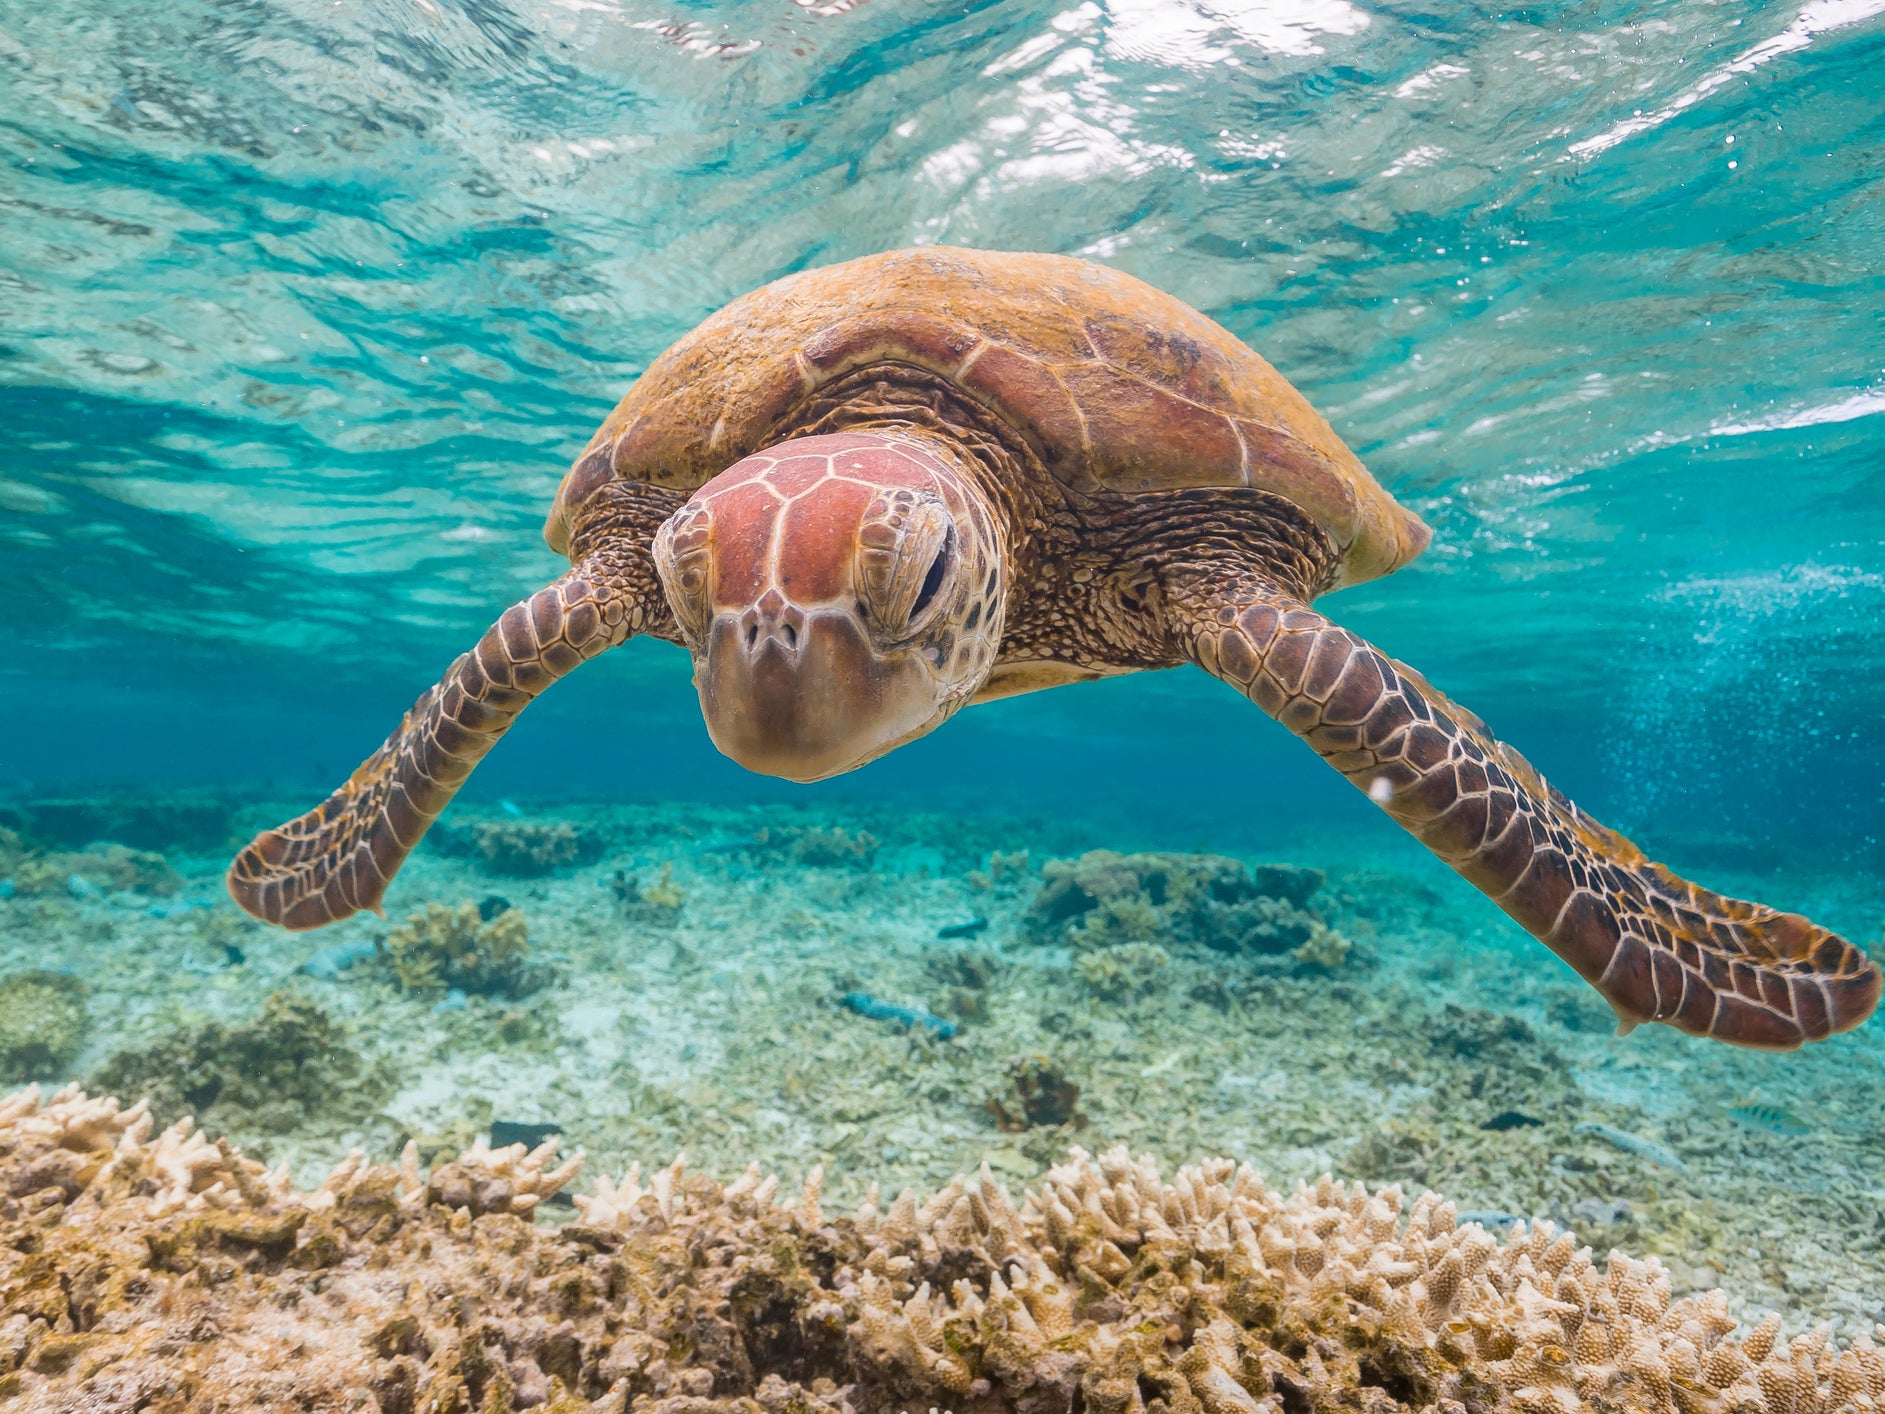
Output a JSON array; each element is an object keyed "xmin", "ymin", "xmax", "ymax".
[
  {"xmin": 652, "ymin": 430, "xmax": 1005, "ymax": 783},
  {"xmin": 697, "ymin": 594, "xmax": 946, "ymax": 782}
]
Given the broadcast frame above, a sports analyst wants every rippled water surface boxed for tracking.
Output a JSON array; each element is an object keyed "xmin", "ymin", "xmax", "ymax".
[{"xmin": 2, "ymin": 0, "xmax": 1882, "ymax": 857}]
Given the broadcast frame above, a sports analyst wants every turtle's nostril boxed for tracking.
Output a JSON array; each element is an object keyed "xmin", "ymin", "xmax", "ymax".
[
  {"xmin": 744, "ymin": 622, "xmax": 759, "ymax": 650},
  {"xmin": 782, "ymin": 622, "xmax": 798, "ymax": 649}
]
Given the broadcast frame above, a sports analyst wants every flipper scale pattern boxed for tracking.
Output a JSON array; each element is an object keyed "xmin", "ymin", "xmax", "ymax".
[
  {"xmin": 1180, "ymin": 590, "xmax": 1879, "ymax": 1049},
  {"xmin": 228, "ymin": 559, "xmax": 651, "ymax": 930}
]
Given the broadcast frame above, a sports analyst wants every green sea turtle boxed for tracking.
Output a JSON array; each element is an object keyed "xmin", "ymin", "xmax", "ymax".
[{"xmin": 228, "ymin": 247, "xmax": 1879, "ymax": 1050}]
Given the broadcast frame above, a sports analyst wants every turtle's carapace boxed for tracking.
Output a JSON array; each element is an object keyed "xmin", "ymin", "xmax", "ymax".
[{"xmin": 225, "ymin": 247, "xmax": 1881, "ymax": 1051}]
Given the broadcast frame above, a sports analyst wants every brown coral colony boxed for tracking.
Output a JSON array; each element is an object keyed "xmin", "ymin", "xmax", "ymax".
[{"xmin": 4, "ymin": 1085, "xmax": 1883, "ymax": 1413}]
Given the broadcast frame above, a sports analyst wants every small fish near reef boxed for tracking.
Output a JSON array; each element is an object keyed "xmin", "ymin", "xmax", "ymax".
[
  {"xmin": 1481, "ymin": 1110, "xmax": 1542, "ymax": 1132},
  {"xmin": 1574, "ymin": 1122, "xmax": 1689, "ymax": 1173},
  {"xmin": 838, "ymin": 992, "xmax": 957, "ymax": 1039},
  {"xmin": 937, "ymin": 916, "xmax": 989, "ymax": 940},
  {"xmin": 219, "ymin": 248, "xmax": 1880, "ymax": 1053},
  {"xmin": 1724, "ymin": 1103, "xmax": 1812, "ymax": 1137}
]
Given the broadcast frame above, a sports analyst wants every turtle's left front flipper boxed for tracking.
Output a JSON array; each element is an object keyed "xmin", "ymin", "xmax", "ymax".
[
  {"xmin": 228, "ymin": 521, "xmax": 677, "ymax": 930},
  {"xmin": 1170, "ymin": 580, "xmax": 1880, "ymax": 1049}
]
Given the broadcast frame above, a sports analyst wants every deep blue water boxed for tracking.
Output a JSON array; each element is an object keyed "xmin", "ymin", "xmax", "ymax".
[{"xmin": 2, "ymin": 0, "xmax": 1882, "ymax": 869}]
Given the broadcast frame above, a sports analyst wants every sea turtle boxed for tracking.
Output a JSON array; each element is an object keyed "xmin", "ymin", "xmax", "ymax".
[{"xmin": 228, "ymin": 247, "xmax": 1879, "ymax": 1050}]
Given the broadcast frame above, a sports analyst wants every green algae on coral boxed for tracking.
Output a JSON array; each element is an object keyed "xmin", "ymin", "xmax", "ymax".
[
  {"xmin": 735, "ymin": 824, "xmax": 881, "ymax": 868},
  {"xmin": 0, "ymin": 971, "xmax": 87, "ymax": 1082},
  {"xmin": 986, "ymin": 1053, "xmax": 1083, "ymax": 1131}
]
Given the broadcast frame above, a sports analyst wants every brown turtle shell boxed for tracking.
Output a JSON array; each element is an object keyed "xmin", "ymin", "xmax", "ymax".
[{"xmin": 546, "ymin": 247, "xmax": 1430, "ymax": 587}]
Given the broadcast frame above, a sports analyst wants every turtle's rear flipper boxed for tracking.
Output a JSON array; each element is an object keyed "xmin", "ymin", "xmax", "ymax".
[
  {"xmin": 1175, "ymin": 585, "xmax": 1880, "ymax": 1049},
  {"xmin": 228, "ymin": 552, "xmax": 668, "ymax": 930}
]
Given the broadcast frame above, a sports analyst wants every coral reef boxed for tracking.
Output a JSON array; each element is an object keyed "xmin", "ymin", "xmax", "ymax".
[
  {"xmin": 1075, "ymin": 941, "xmax": 1172, "ymax": 999},
  {"xmin": 613, "ymin": 864, "xmax": 687, "ymax": 925},
  {"xmin": 4, "ymin": 1086, "xmax": 1881, "ymax": 1414},
  {"xmin": 1290, "ymin": 923, "xmax": 1352, "ymax": 972},
  {"xmin": 739, "ymin": 825, "xmax": 881, "ymax": 868},
  {"xmin": 986, "ymin": 1054, "xmax": 1083, "ymax": 1131},
  {"xmin": 89, "ymin": 991, "xmax": 390, "ymax": 1135},
  {"xmin": 969, "ymin": 848, "xmax": 1033, "ymax": 892},
  {"xmin": 383, "ymin": 901, "xmax": 545, "ymax": 998},
  {"xmin": 1026, "ymin": 851, "xmax": 1344, "ymax": 962},
  {"xmin": 929, "ymin": 949, "xmax": 1002, "ymax": 1023},
  {"xmin": 0, "ymin": 973, "xmax": 87, "ymax": 1083},
  {"xmin": 432, "ymin": 819, "xmax": 605, "ymax": 877},
  {"xmin": 0, "ymin": 827, "xmax": 62, "ymax": 898},
  {"xmin": 0, "ymin": 794, "xmax": 233, "ymax": 853},
  {"xmin": 0, "ymin": 830, "xmax": 181, "ymax": 898}
]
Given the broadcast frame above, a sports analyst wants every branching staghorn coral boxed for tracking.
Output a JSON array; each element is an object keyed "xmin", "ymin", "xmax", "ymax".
[{"xmin": 3, "ymin": 1084, "xmax": 1882, "ymax": 1414}]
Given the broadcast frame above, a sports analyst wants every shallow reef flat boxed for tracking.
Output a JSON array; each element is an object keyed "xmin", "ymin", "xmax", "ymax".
[
  {"xmin": 5, "ymin": 1084, "xmax": 1885, "ymax": 1413},
  {"xmin": 0, "ymin": 795, "xmax": 1881, "ymax": 1363}
]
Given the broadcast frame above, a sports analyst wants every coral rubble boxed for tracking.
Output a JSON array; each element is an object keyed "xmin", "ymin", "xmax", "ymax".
[{"xmin": 2, "ymin": 1085, "xmax": 1880, "ymax": 1414}]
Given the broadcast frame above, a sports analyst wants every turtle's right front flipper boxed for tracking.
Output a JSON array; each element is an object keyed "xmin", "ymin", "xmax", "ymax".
[
  {"xmin": 1170, "ymin": 581, "xmax": 1881, "ymax": 1049},
  {"xmin": 228, "ymin": 520, "xmax": 677, "ymax": 930}
]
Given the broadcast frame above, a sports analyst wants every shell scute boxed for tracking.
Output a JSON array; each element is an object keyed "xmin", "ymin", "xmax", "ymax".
[
  {"xmin": 1080, "ymin": 314, "xmax": 1235, "ymax": 408},
  {"xmin": 800, "ymin": 311, "xmax": 983, "ymax": 375},
  {"xmin": 1057, "ymin": 362, "xmax": 1247, "ymax": 493},
  {"xmin": 549, "ymin": 247, "xmax": 1429, "ymax": 586},
  {"xmin": 953, "ymin": 341, "xmax": 1090, "ymax": 481}
]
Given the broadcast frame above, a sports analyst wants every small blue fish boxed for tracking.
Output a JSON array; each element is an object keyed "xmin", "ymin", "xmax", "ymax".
[
  {"xmin": 433, "ymin": 988, "xmax": 470, "ymax": 1014},
  {"xmin": 499, "ymin": 800, "xmax": 523, "ymax": 818},
  {"xmin": 1725, "ymin": 1103, "xmax": 1811, "ymax": 1136},
  {"xmin": 839, "ymin": 992, "xmax": 957, "ymax": 1039}
]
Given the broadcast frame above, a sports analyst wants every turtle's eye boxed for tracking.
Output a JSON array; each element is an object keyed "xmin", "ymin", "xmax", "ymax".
[
  {"xmin": 856, "ymin": 493, "xmax": 955, "ymax": 636},
  {"xmin": 911, "ymin": 530, "xmax": 953, "ymax": 620},
  {"xmin": 652, "ymin": 500, "xmax": 715, "ymax": 645}
]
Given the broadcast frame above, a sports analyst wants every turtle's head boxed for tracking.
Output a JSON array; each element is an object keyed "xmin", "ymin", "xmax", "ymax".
[{"xmin": 653, "ymin": 432, "xmax": 1007, "ymax": 782}]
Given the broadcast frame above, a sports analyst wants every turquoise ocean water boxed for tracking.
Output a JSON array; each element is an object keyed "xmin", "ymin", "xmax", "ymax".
[
  {"xmin": 2, "ymin": 0, "xmax": 1885, "ymax": 1341},
  {"xmin": 2, "ymin": 0, "xmax": 1879, "ymax": 858}
]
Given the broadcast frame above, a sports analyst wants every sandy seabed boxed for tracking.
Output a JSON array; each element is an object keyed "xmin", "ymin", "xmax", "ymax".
[{"xmin": 2, "ymin": 794, "xmax": 1882, "ymax": 1361}]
